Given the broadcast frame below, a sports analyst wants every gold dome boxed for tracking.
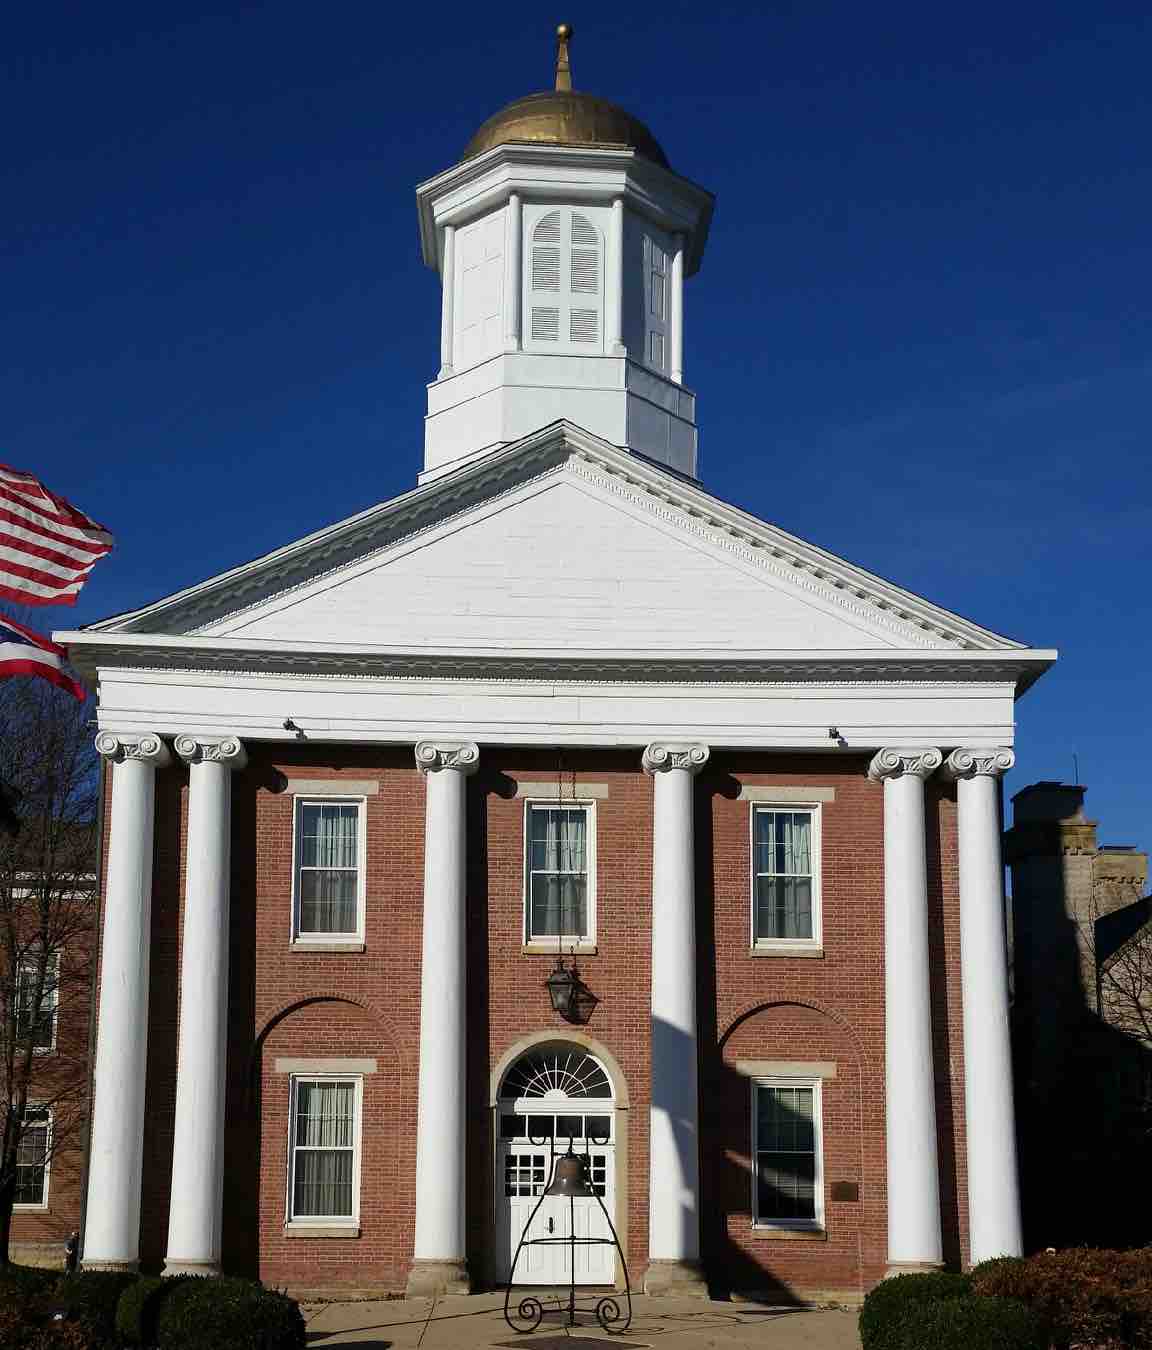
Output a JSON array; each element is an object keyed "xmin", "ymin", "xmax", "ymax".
[{"xmin": 463, "ymin": 25, "xmax": 670, "ymax": 169}]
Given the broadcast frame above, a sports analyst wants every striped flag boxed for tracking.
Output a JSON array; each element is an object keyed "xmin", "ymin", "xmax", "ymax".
[
  {"xmin": 0, "ymin": 614, "xmax": 85, "ymax": 700},
  {"xmin": 0, "ymin": 463, "xmax": 113, "ymax": 605}
]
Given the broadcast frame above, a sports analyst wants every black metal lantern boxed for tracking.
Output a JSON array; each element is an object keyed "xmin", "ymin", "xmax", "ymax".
[
  {"xmin": 503, "ymin": 1146, "xmax": 632, "ymax": 1334},
  {"xmin": 545, "ymin": 957, "xmax": 599, "ymax": 1024}
]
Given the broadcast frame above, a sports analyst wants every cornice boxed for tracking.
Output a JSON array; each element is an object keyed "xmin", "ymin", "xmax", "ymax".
[{"xmin": 59, "ymin": 640, "xmax": 1052, "ymax": 689}]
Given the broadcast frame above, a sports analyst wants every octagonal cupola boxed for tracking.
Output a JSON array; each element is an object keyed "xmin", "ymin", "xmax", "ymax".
[{"xmin": 415, "ymin": 25, "xmax": 714, "ymax": 482}]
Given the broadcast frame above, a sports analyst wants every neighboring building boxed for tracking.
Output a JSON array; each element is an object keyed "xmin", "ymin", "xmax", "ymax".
[
  {"xmin": 1006, "ymin": 783, "xmax": 1151, "ymax": 1249},
  {"xmin": 3, "ymin": 864, "xmax": 96, "ymax": 1269},
  {"xmin": 57, "ymin": 32, "xmax": 1056, "ymax": 1302}
]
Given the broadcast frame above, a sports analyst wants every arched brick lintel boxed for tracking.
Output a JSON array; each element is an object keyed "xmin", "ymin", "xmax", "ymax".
[
  {"xmin": 252, "ymin": 993, "xmax": 409, "ymax": 1094},
  {"xmin": 717, "ymin": 996, "xmax": 873, "ymax": 1074}
]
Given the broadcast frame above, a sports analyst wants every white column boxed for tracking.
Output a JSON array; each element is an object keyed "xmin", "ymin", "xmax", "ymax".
[
  {"xmin": 868, "ymin": 747, "xmax": 944, "ymax": 1273},
  {"xmin": 83, "ymin": 732, "xmax": 171, "ymax": 1271},
  {"xmin": 438, "ymin": 224, "xmax": 456, "ymax": 378},
  {"xmin": 642, "ymin": 741, "xmax": 709, "ymax": 1296},
  {"xmin": 944, "ymin": 748, "xmax": 1023, "ymax": 1263},
  {"xmin": 607, "ymin": 197, "xmax": 625, "ymax": 355},
  {"xmin": 407, "ymin": 740, "xmax": 479, "ymax": 1297},
  {"xmin": 163, "ymin": 735, "xmax": 247, "ymax": 1276},
  {"xmin": 669, "ymin": 234, "xmax": 685, "ymax": 384},
  {"xmin": 504, "ymin": 192, "xmax": 522, "ymax": 352}
]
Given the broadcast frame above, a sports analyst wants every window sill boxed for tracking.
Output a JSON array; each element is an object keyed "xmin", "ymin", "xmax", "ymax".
[
  {"xmin": 283, "ymin": 1224, "xmax": 360, "ymax": 1239},
  {"xmin": 13, "ymin": 1203, "xmax": 49, "ymax": 1213},
  {"xmin": 523, "ymin": 941, "xmax": 597, "ymax": 956},
  {"xmin": 290, "ymin": 940, "xmax": 366, "ymax": 954},
  {"xmin": 750, "ymin": 944, "xmax": 823, "ymax": 959},
  {"xmin": 750, "ymin": 1225, "xmax": 827, "ymax": 1241}
]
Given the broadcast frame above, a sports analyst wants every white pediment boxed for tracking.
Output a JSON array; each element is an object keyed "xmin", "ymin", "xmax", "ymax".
[{"xmin": 87, "ymin": 424, "xmax": 1023, "ymax": 657}]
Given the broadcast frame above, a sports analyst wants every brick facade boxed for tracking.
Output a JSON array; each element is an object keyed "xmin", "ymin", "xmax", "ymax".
[{"xmin": 113, "ymin": 743, "xmax": 969, "ymax": 1300}]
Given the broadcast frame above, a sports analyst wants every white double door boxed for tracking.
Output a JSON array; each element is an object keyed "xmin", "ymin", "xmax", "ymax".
[{"xmin": 497, "ymin": 1108, "xmax": 616, "ymax": 1285}]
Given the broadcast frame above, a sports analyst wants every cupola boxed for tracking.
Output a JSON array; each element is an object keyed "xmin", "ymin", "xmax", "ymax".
[{"xmin": 415, "ymin": 26, "xmax": 714, "ymax": 482}]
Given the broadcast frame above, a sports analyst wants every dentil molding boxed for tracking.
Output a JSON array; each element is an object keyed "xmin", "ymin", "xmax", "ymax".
[
  {"xmin": 867, "ymin": 747, "xmax": 943, "ymax": 782},
  {"xmin": 173, "ymin": 734, "xmax": 248, "ymax": 770},
  {"xmin": 642, "ymin": 742, "xmax": 710, "ymax": 775},
  {"xmin": 94, "ymin": 731, "xmax": 171, "ymax": 767},
  {"xmin": 414, "ymin": 741, "xmax": 480, "ymax": 774},
  {"xmin": 943, "ymin": 747, "xmax": 1015, "ymax": 779}
]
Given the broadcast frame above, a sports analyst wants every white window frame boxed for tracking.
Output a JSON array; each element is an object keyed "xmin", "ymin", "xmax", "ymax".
[
  {"xmin": 13, "ymin": 1104, "xmax": 52, "ymax": 1211},
  {"xmin": 522, "ymin": 798, "xmax": 597, "ymax": 950},
  {"xmin": 751, "ymin": 1077, "xmax": 824, "ymax": 1231},
  {"xmin": 749, "ymin": 803, "xmax": 822, "ymax": 953},
  {"xmin": 15, "ymin": 948, "xmax": 59, "ymax": 1055},
  {"xmin": 290, "ymin": 795, "xmax": 367, "ymax": 946},
  {"xmin": 285, "ymin": 1075, "xmax": 363, "ymax": 1229}
]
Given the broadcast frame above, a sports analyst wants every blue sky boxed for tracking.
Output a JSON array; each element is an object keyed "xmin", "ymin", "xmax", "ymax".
[{"xmin": 7, "ymin": 2, "xmax": 1151, "ymax": 851}]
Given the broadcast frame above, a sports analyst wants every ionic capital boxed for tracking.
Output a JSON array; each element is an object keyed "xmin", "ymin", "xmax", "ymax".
[
  {"xmin": 173, "ymin": 734, "xmax": 247, "ymax": 771},
  {"xmin": 414, "ymin": 741, "xmax": 480, "ymax": 775},
  {"xmin": 943, "ymin": 747, "xmax": 1015, "ymax": 781},
  {"xmin": 642, "ymin": 742, "xmax": 710, "ymax": 776},
  {"xmin": 868, "ymin": 746, "xmax": 943, "ymax": 782},
  {"xmin": 94, "ymin": 731, "xmax": 171, "ymax": 768}
]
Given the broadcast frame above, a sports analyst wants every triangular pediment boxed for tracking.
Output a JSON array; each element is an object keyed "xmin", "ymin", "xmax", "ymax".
[{"xmin": 86, "ymin": 423, "xmax": 1023, "ymax": 656}]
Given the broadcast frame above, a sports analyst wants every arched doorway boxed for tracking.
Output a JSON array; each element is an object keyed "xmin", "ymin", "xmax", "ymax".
[{"xmin": 494, "ymin": 1042, "xmax": 619, "ymax": 1285}]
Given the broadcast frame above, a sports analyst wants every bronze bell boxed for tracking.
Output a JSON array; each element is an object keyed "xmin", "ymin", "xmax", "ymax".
[{"xmin": 545, "ymin": 1151, "xmax": 596, "ymax": 1198}]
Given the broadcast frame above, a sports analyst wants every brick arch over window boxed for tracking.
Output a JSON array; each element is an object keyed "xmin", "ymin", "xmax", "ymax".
[
  {"xmin": 718, "ymin": 997, "xmax": 873, "ymax": 1073},
  {"xmin": 254, "ymin": 993, "xmax": 407, "ymax": 1081}
]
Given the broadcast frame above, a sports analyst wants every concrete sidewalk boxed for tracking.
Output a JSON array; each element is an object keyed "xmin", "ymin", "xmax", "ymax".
[{"xmin": 302, "ymin": 1293, "xmax": 862, "ymax": 1349}]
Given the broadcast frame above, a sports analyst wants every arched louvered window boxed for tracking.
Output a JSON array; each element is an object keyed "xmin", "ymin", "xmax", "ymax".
[{"xmin": 524, "ymin": 208, "xmax": 604, "ymax": 352}]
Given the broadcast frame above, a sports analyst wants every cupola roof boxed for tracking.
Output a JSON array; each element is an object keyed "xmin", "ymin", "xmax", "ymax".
[{"xmin": 463, "ymin": 24, "xmax": 670, "ymax": 169}]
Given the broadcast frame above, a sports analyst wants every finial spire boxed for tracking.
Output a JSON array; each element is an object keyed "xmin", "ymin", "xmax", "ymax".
[{"xmin": 554, "ymin": 23, "xmax": 573, "ymax": 91}]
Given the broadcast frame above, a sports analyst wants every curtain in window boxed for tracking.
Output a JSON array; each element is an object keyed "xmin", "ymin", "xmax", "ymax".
[
  {"xmin": 298, "ymin": 803, "xmax": 358, "ymax": 933},
  {"xmin": 14, "ymin": 1109, "xmax": 49, "ymax": 1206},
  {"xmin": 293, "ymin": 1081, "xmax": 355, "ymax": 1218},
  {"xmin": 528, "ymin": 807, "xmax": 587, "ymax": 939},
  {"xmin": 754, "ymin": 810, "xmax": 813, "ymax": 940},
  {"xmin": 756, "ymin": 1085, "xmax": 816, "ymax": 1221}
]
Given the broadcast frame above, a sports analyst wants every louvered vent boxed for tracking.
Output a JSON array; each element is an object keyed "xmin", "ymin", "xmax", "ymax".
[
  {"xmin": 570, "ymin": 214, "xmax": 600, "ymax": 294},
  {"xmin": 570, "ymin": 309, "xmax": 599, "ymax": 344},
  {"xmin": 531, "ymin": 211, "xmax": 563, "ymax": 293},
  {"xmin": 530, "ymin": 307, "xmax": 561, "ymax": 342}
]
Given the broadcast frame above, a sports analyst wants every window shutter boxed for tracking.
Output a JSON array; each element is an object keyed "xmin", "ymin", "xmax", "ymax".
[{"xmin": 525, "ymin": 209, "xmax": 603, "ymax": 352}]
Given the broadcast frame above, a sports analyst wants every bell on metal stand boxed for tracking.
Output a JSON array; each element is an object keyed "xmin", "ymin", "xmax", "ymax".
[{"xmin": 503, "ymin": 1144, "xmax": 633, "ymax": 1334}]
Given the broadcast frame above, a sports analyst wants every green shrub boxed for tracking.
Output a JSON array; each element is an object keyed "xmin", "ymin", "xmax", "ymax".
[
  {"xmin": 155, "ymin": 1275, "xmax": 305, "ymax": 1350},
  {"xmin": 971, "ymin": 1247, "xmax": 1152, "ymax": 1349},
  {"xmin": 892, "ymin": 1295, "xmax": 1046, "ymax": 1350},
  {"xmin": 115, "ymin": 1275, "xmax": 174, "ymax": 1345},
  {"xmin": 859, "ymin": 1272, "xmax": 972, "ymax": 1350},
  {"xmin": 51, "ymin": 1270, "xmax": 137, "ymax": 1340},
  {"xmin": 0, "ymin": 1264, "xmax": 60, "ymax": 1311}
]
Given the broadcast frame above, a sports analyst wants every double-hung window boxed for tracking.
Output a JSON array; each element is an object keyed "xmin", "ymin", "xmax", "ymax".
[
  {"xmin": 525, "ymin": 802, "xmax": 594, "ymax": 945},
  {"xmin": 287, "ymin": 1077, "xmax": 361, "ymax": 1227},
  {"xmin": 14, "ymin": 1106, "xmax": 51, "ymax": 1208},
  {"xmin": 292, "ymin": 798, "xmax": 365, "ymax": 942},
  {"xmin": 752, "ymin": 806, "xmax": 820, "ymax": 947},
  {"xmin": 15, "ymin": 950, "xmax": 58, "ymax": 1053},
  {"xmin": 752, "ymin": 1079, "xmax": 823, "ymax": 1229}
]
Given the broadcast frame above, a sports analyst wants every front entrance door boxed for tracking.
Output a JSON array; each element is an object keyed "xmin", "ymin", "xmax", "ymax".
[{"xmin": 494, "ymin": 1047, "xmax": 617, "ymax": 1285}]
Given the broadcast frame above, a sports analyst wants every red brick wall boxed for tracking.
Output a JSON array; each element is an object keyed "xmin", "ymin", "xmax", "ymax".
[{"xmin": 123, "ymin": 743, "xmax": 968, "ymax": 1299}]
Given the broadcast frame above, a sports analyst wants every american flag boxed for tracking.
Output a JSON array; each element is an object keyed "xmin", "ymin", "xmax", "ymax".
[
  {"xmin": 0, "ymin": 614, "xmax": 84, "ymax": 700},
  {"xmin": 0, "ymin": 462, "xmax": 113, "ymax": 605}
]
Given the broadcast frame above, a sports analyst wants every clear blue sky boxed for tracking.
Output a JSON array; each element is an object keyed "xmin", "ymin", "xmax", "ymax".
[{"xmin": 7, "ymin": 2, "xmax": 1151, "ymax": 852}]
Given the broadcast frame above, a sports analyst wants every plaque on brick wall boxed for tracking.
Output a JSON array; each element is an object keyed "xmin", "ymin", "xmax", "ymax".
[{"xmin": 830, "ymin": 1181, "xmax": 860, "ymax": 1202}]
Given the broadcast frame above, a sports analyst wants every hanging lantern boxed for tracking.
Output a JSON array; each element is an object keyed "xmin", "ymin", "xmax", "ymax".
[{"xmin": 545, "ymin": 957, "xmax": 599, "ymax": 1024}]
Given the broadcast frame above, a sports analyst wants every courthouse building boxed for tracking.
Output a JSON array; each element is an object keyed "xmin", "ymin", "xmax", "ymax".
[{"xmin": 58, "ymin": 30, "xmax": 1055, "ymax": 1301}]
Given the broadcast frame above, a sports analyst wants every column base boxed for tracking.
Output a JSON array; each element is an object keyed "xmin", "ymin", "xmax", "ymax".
[
  {"xmin": 644, "ymin": 1259, "xmax": 709, "ymax": 1297},
  {"xmin": 885, "ymin": 1261, "xmax": 945, "ymax": 1278},
  {"xmin": 405, "ymin": 1259, "xmax": 471, "ymax": 1297},
  {"xmin": 81, "ymin": 1259, "xmax": 139, "ymax": 1274},
  {"xmin": 162, "ymin": 1259, "xmax": 221, "ymax": 1278}
]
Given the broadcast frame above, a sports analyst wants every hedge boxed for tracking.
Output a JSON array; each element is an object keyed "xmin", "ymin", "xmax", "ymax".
[
  {"xmin": 51, "ymin": 1270, "xmax": 138, "ymax": 1340},
  {"xmin": 858, "ymin": 1271, "xmax": 972, "ymax": 1350},
  {"xmin": 154, "ymin": 1274, "xmax": 306, "ymax": 1350},
  {"xmin": 971, "ymin": 1247, "xmax": 1152, "ymax": 1349},
  {"xmin": 114, "ymin": 1274, "xmax": 174, "ymax": 1345}
]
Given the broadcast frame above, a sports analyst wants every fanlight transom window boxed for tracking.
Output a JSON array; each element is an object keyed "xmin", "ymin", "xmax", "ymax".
[{"xmin": 500, "ymin": 1047, "xmax": 612, "ymax": 1101}]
